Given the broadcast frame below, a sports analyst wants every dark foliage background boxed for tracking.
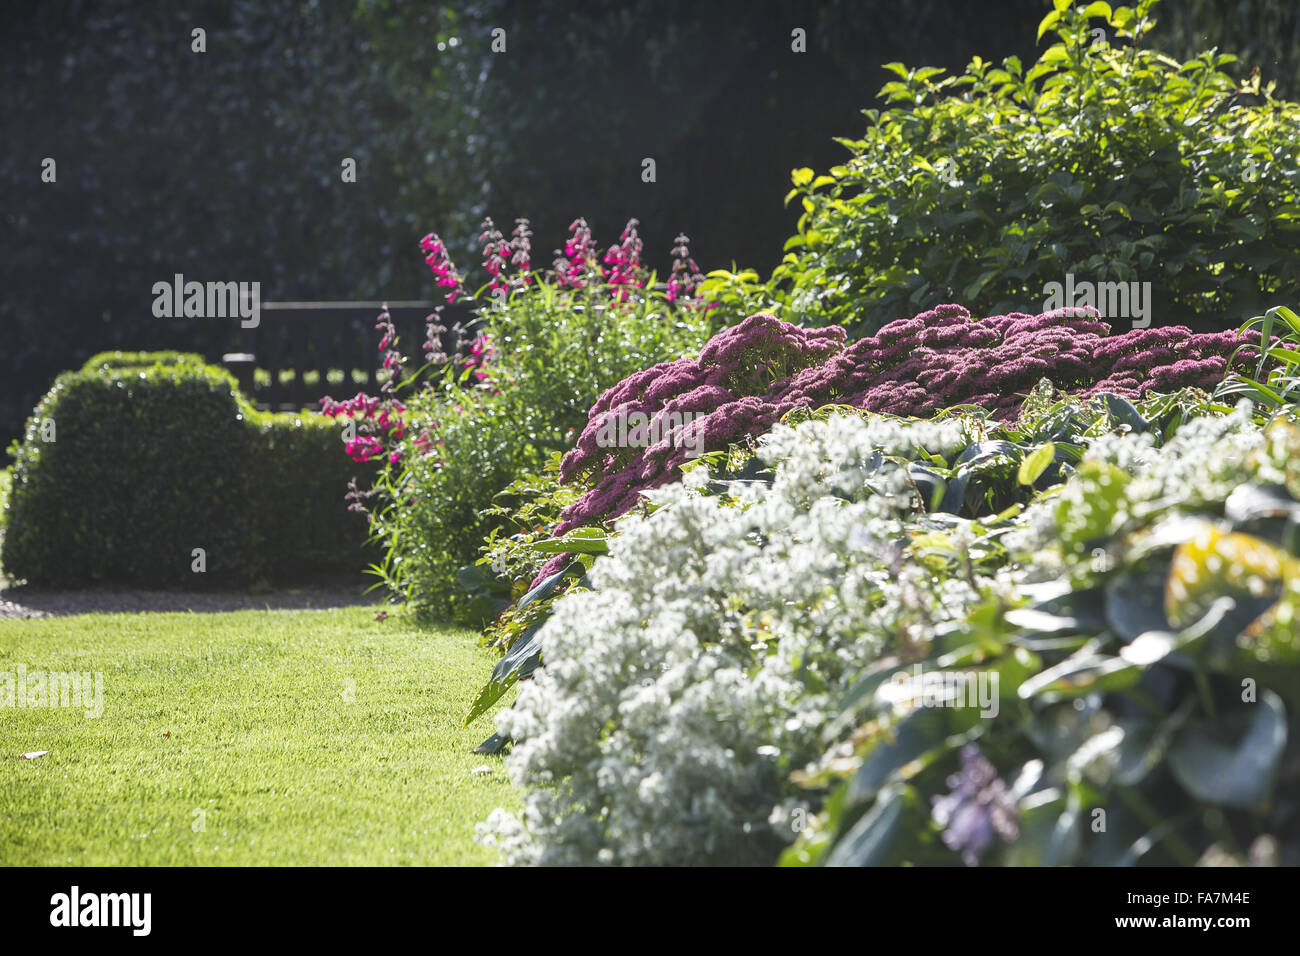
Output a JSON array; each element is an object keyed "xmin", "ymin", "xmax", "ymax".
[{"xmin": 1, "ymin": 0, "xmax": 1290, "ymax": 445}]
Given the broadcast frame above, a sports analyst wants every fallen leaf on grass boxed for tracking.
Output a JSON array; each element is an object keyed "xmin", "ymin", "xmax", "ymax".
[
  {"xmin": 375, "ymin": 610, "xmax": 388, "ymax": 622},
  {"xmin": 19, "ymin": 750, "xmax": 49, "ymax": 760}
]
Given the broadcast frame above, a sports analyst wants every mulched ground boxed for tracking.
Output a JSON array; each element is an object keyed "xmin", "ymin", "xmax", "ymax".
[{"xmin": 0, "ymin": 573, "xmax": 385, "ymax": 619}]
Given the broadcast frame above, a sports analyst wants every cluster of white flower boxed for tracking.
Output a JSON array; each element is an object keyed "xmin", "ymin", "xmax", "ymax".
[
  {"xmin": 476, "ymin": 412, "xmax": 984, "ymax": 866},
  {"xmin": 1007, "ymin": 401, "xmax": 1264, "ymax": 560},
  {"xmin": 475, "ymin": 399, "xmax": 1282, "ymax": 865}
]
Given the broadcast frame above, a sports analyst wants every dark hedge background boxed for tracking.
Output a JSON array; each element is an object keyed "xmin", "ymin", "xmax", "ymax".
[{"xmin": 3, "ymin": 0, "xmax": 1295, "ymax": 445}]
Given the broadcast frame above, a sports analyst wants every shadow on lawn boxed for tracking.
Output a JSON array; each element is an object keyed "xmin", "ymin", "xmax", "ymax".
[{"xmin": 0, "ymin": 571, "xmax": 385, "ymax": 619}]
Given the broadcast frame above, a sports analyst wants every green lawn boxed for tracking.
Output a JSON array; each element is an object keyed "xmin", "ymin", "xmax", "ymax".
[{"xmin": 0, "ymin": 606, "xmax": 516, "ymax": 865}]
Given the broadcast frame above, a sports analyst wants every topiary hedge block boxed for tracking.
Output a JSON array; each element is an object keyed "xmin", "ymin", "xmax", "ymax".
[
  {"xmin": 80, "ymin": 350, "xmax": 208, "ymax": 373},
  {"xmin": 245, "ymin": 409, "xmax": 377, "ymax": 576},
  {"xmin": 1, "ymin": 359, "xmax": 373, "ymax": 587}
]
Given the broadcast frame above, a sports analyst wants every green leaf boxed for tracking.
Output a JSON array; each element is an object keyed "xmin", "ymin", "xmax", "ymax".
[
  {"xmin": 515, "ymin": 560, "xmax": 580, "ymax": 612},
  {"xmin": 1017, "ymin": 650, "xmax": 1140, "ymax": 699},
  {"xmin": 847, "ymin": 710, "xmax": 946, "ymax": 805},
  {"xmin": 472, "ymin": 732, "xmax": 509, "ymax": 755},
  {"xmin": 962, "ymin": 270, "xmax": 999, "ymax": 302},
  {"xmin": 825, "ymin": 785, "xmax": 906, "ymax": 866},
  {"xmin": 1017, "ymin": 442, "xmax": 1056, "ymax": 486},
  {"xmin": 1040, "ymin": 44, "xmax": 1069, "ymax": 66},
  {"xmin": 1037, "ymin": 10, "xmax": 1061, "ymax": 42},
  {"xmin": 530, "ymin": 528, "xmax": 609, "ymax": 555},
  {"xmin": 1104, "ymin": 564, "xmax": 1172, "ymax": 640},
  {"xmin": 1165, "ymin": 525, "xmax": 1290, "ymax": 633},
  {"xmin": 1167, "ymin": 692, "xmax": 1287, "ymax": 810}
]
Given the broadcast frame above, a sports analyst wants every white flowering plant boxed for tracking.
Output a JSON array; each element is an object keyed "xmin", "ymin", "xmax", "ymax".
[
  {"xmin": 464, "ymin": 384, "xmax": 1217, "ymax": 743},
  {"xmin": 789, "ymin": 402, "xmax": 1300, "ymax": 867},
  {"xmin": 473, "ymin": 388, "xmax": 1287, "ymax": 866}
]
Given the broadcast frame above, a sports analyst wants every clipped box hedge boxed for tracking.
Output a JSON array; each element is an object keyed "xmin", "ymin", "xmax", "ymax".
[
  {"xmin": 1, "ymin": 356, "xmax": 373, "ymax": 587},
  {"xmin": 244, "ymin": 407, "xmax": 377, "ymax": 576},
  {"xmin": 80, "ymin": 350, "xmax": 207, "ymax": 373}
]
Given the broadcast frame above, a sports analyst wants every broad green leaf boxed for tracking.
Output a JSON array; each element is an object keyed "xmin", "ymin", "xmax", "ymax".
[
  {"xmin": 1165, "ymin": 525, "xmax": 1292, "ymax": 632},
  {"xmin": 530, "ymin": 529, "xmax": 609, "ymax": 555},
  {"xmin": 1104, "ymin": 563, "xmax": 1171, "ymax": 640},
  {"xmin": 1018, "ymin": 442, "xmax": 1056, "ymax": 486},
  {"xmin": 1167, "ymin": 692, "xmax": 1288, "ymax": 810},
  {"xmin": 1055, "ymin": 460, "xmax": 1131, "ymax": 546},
  {"xmin": 1017, "ymin": 649, "xmax": 1139, "ymax": 699},
  {"xmin": 825, "ymin": 785, "xmax": 906, "ymax": 866}
]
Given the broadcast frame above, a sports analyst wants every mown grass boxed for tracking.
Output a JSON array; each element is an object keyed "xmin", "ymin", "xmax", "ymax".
[{"xmin": 0, "ymin": 606, "xmax": 516, "ymax": 865}]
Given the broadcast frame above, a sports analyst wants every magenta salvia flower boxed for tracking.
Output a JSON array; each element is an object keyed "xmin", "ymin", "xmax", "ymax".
[
  {"xmin": 344, "ymin": 435, "xmax": 385, "ymax": 463},
  {"xmin": 424, "ymin": 307, "xmax": 449, "ymax": 364},
  {"xmin": 421, "ymin": 232, "xmax": 464, "ymax": 304},
  {"xmin": 550, "ymin": 304, "xmax": 1266, "ymax": 535},
  {"xmin": 602, "ymin": 218, "xmax": 644, "ymax": 301},
  {"xmin": 464, "ymin": 332, "xmax": 495, "ymax": 388},
  {"xmin": 371, "ymin": 303, "xmax": 408, "ymax": 391},
  {"xmin": 320, "ymin": 389, "xmax": 407, "ymax": 463},
  {"xmin": 553, "ymin": 218, "xmax": 598, "ymax": 290}
]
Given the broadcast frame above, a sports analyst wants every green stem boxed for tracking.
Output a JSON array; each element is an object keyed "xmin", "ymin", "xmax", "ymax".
[{"xmin": 1116, "ymin": 785, "xmax": 1199, "ymax": 865}]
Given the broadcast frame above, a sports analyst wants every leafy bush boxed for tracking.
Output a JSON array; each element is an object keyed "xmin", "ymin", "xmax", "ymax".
[
  {"xmin": 2, "ymin": 360, "xmax": 370, "ymax": 586},
  {"xmin": 726, "ymin": 0, "xmax": 1300, "ymax": 337},
  {"xmin": 245, "ymin": 408, "xmax": 377, "ymax": 576},
  {"xmin": 791, "ymin": 403, "xmax": 1300, "ymax": 867},
  {"xmin": 466, "ymin": 385, "xmax": 1213, "ymax": 736},
  {"xmin": 477, "ymin": 396, "xmax": 1299, "ymax": 866},
  {"xmin": 0, "ymin": 467, "xmax": 11, "ymax": 535},
  {"xmin": 553, "ymin": 305, "xmax": 1268, "ymax": 535},
  {"xmin": 80, "ymin": 350, "xmax": 206, "ymax": 372},
  {"xmin": 346, "ymin": 217, "xmax": 710, "ymax": 623},
  {"xmin": 3, "ymin": 362, "xmax": 257, "ymax": 586}
]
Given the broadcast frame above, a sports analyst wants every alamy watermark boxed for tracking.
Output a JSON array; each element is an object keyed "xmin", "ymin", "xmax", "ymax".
[
  {"xmin": 151, "ymin": 273, "xmax": 260, "ymax": 328},
  {"xmin": 1042, "ymin": 273, "xmax": 1152, "ymax": 329},
  {"xmin": 879, "ymin": 663, "xmax": 999, "ymax": 719},
  {"xmin": 595, "ymin": 407, "xmax": 706, "ymax": 457},
  {"xmin": 1, "ymin": 664, "xmax": 103, "ymax": 718},
  {"xmin": 50, "ymin": 886, "xmax": 151, "ymax": 936}
]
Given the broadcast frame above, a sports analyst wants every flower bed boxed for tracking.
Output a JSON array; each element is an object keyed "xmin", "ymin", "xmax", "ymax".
[
  {"xmin": 478, "ymin": 397, "xmax": 1300, "ymax": 866},
  {"xmin": 554, "ymin": 305, "xmax": 1263, "ymax": 535}
]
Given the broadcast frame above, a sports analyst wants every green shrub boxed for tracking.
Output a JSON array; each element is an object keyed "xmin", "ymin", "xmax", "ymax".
[
  {"xmin": 0, "ymin": 466, "xmax": 10, "ymax": 534},
  {"xmin": 246, "ymin": 408, "xmax": 377, "ymax": 576},
  {"xmin": 2, "ymin": 360, "xmax": 371, "ymax": 587},
  {"xmin": 369, "ymin": 390, "xmax": 536, "ymax": 622},
  {"xmin": 720, "ymin": 0, "xmax": 1300, "ymax": 337},
  {"xmin": 359, "ymin": 218, "xmax": 710, "ymax": 623},
  {"xmin": 3, "ymin": 362, "xmax": 257, "ymax": 586},
  {"xmin": 371, "ymin": 289, "xmax": 705, "ymax": 623},
  {"xmin": 80, "ymin": 350, "xmax": 207, "ymax": 373},
  {"xmin": 790, "ymin": 404, "xmax": 1300, "ymax": 867}
]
